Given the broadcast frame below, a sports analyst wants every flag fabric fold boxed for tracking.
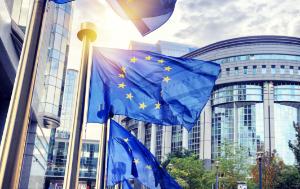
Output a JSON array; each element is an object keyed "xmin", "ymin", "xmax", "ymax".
[
  {"xmin": 87, "ymin": 47, "xmax": 220, "ymax": 130},
  {"xmin": 106, "ymin": 0, "xmax": 177, "ymax": 36},
  {"xmin": 107, "ymin": 120, "xmax": 182, "ymax": 189},
  {"xmin": 51, "ymin": 0, "xmax": 73, "ymax": 4}
]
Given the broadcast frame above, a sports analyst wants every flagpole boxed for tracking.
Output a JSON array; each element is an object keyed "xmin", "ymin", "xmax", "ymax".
[
  {"xmin": 63, "ymin": 22, "xmax": 97, "ymax": 189},
  {"xmin": 0, "ymin": 0, "xmax": 47, "ymax": 188},
  {"xmin": 96, "ymin": 119, "xmax": 110, "ymax": 189}
]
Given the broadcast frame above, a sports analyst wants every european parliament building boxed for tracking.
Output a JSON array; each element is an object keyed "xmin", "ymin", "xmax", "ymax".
[{"xmin": 127, "ymin": 36, "xmax": 300, "ymax": 166}]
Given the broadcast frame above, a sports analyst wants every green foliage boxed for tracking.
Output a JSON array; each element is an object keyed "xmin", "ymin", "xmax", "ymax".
[
  {"xmin": 289, "ymin": 122, "xmax": 300, "ymax": 173},
  {"xmin": 250, "ymin": 152, "xmax": 284, "ymax": 189},
  {"xmin": 215, "ymin": 142, "xmax": 252, "ymax": 189},
  {"xmin": 275, "ymin": 165, "xmax": 300, "ymax": 189},
  {"xmin": 166, "ymin": 154, "xmax": 214, "ymax": 189}
]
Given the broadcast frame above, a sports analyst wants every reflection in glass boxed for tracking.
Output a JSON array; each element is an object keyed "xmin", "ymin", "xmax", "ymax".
[{"xmin": 274, "ymin": 104, "xmax": 299, "ymax": 164}]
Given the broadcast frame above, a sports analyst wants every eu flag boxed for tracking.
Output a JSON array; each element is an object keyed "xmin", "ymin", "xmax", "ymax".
[
  {"xmin": 107, "ymin": 120, "xmax": 182, "ymax": 189},
  {"xmin": 51, "ymin": 0, "xmax": 73, "ymax": 4},
  {"xmin": 106, "ymin": 0, "xmax": 177, "ymax": 36},
  {"xmin": 87, "ymin": 47, "xmax": 220, "ymax": 130}
]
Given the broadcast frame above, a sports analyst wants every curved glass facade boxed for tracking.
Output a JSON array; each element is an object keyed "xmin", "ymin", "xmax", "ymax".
[
  {"xmin": 212, "ymin": 84, "xmax": 263, "ymax": 105},
  {"xmin": 60, "ymin": 70, "xmax": 78, "ymax": 131},
  {"xmin": 274, "ymin": 84, "xmax": 300, "ymax": 102},
  {"xmin": 215, "ymin": 54, "xmax": 300, "ymax": 64},
  {"xmin": 212, "ymin": 103, "xmax": 264, "ymax": 160},
  {"xmin": 274, "ymin": 104, "xmax": 299, "ymax": 165},
  {"xmin": 39, "ymin": 3, "xmax": 72, "ymax": 120}
]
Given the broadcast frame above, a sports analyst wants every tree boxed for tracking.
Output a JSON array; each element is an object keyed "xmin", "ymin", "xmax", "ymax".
[
  {"xmin": 166, "ymin": 155, "xmax": 214, "ymax": 189},
  {"xmin": 250, "ymin": 151, "xmax": 284, "ymax": 189},
  {"xmin": 216, "ymin": 142, "xmax": 252, "ymax": 189},
  {"xmin": 289, "ymin": 122, "xmax": 300, "ymax": 173},
  {"xmin": 162, "ymin": 150, "xmax": 215, "ymax": 188},
  {"xmin": 275, "ymin": 165, "xmax": 300, "ymax": 189}
]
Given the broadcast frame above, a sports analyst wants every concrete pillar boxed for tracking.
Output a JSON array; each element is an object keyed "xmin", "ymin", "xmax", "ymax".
[
  {"xmin": 234, "ymin": 102, "xmax": 239, "ymax": 146},
  {"xmin": 161, "ymin": 126, "xmax": 172, "ymax": 161},
  {"xmin": 150, "ymin": 124, "xmax": 157, "ymax": 155},
  {"xmin": 182, "ymin": 127, "xmax": 189, "ymax": 150},
  {"xmin": 19, "ymin": 122, "xmax": 38, "ymax": 189},
  {"xmin": 263, "ymin": 82, "xmax": 275, "ymax": 153},
  {"xmin": 199, "ymin": 102, "xmax": 212, "ymax": 168},
  {"xmin": 137, "ymin": 121, "xmax": 145, "ymax": 144}
]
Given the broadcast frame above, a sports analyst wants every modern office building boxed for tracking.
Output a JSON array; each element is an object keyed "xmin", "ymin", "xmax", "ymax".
[
  {"xmin": 125, "ymin": 36, "xmax": 300, "ymax": 166},
  {"xmin": 59, "ymin": 69, "xmax": 78, "ymax": 131},
  {"xmin": 45, "ymin": 69, "xmax": 99, "ymax": 189}
]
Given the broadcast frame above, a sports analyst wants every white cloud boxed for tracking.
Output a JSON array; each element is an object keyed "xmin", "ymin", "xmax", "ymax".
[{"xmin": 67, "ymin": 0, "xmax": 300, "ymax": 69}]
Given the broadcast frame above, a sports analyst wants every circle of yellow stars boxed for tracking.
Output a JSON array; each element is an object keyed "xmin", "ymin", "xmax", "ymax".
[{"xmin": 117, "ymin": 55, "xmax": 172, "ymax": 111}]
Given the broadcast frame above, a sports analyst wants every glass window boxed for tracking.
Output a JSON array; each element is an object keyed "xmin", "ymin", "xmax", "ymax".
[
  {"xmin": 253, "ymin": 65, "xmax": 257, "ymax": 75},
  {"xmin": 235, "ymin": 67, "xmax": 239, "ymax": 75},
  {"xmin": 46, "ymin": 86, "xmax": 55, "ymax": 103},
  {"xmin": 280, "ymin": 65, "xmax": 285, "ymax": 74},
  {"xmin": 289, "ymin": 66, "xmax": 294, "ymax": 74},
  {"xmin": 214, "ymin": 54, "xmax": 300, "ymax": 64},
  {"xmin": 53, "ymin": 34, "xmax": 62, "ymax": 51},
  {"xmin": 57, "ymin": 9, "xmax": 65, "ymax": 26},
  {"xmin": 243, "ymin": 66, "xmax": 248, "ymax": 75},
  {"xmin": 261, "ymin": 65, "xmax": 266, "ymax": 74},
  {"xmin": 226, "ymin": 68, "xmax": 230, "ymax": 76},
  {"xmin": 271, "ymin": 65, "xmax": 276, "ymax": 74}
]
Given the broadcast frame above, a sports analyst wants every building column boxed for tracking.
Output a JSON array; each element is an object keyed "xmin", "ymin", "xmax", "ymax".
[
  {"xmin": 161, "ymin": 126, "xmax": 172, "ymax": 161},
  {"xmin": 234, "ymin": 102, "xmax": 239, "ymax": 146},
  {"xmin": 19, "ymin": 122, "xmax": 38, "ymax": 189},
  {"xmin": 263, "ymin": 82, "xmax": 275, "ymax": 154},
  {"xmin": 182, "ymin": 128, "xmax": 189, "ymax": 150},
  {"xmin": 199, "ymin": 102, "xmax": 212, "ymax": 168},
  {"xmin": 137, "ymin": 121, "xmax": 145, "ymax": 144},
  {"xmin": 150, "ymin": 124, "xmax": 157, "ymax": 155}
]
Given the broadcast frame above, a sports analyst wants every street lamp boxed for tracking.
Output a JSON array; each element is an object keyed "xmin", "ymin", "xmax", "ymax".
[
  {"xmin": 215, "ymin": 161, "xmax": 219, "ymax": 189},
  {"xmin": 257, "ymin": 152, "xmax": 263, "ymax": 189}
]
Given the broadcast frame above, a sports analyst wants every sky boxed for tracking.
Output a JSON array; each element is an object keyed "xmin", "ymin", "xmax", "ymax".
[{"xmin": 68, "ymin": 0, "xmax": 300, "ymax": 69}]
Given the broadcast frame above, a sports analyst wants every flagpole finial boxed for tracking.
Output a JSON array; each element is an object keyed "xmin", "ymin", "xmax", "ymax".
[{"xmin": 77, "ymin": 22, "xmax": 97, "ymax": 42}]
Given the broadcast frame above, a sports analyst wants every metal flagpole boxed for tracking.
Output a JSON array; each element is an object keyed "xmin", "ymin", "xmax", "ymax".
[
  {"xmin": 63, "ymin": 22, "xmax": 97, "ymax": 189},
  {"xmin": 0, "ymin": 0, "xmax": 47, "ymax": 188},
  {"xmin": 96, "ymin": 119, "xmax": 110, "ymax": 189}
]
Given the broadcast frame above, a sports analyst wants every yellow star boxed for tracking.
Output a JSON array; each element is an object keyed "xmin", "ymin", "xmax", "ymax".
[
  {"xmin": 126, "ymin": 93, "xmax": 133, "ymax": 100},
  {"xmin": 118, "ymin": 73, "xmax": 125, "ymax": 78},
  {"xmin": 130, "ymin": 57, "xmax": 137, "ymax": 63},
  {"xmin": 118, "ymin": 82, "xmax": 126, "ymax": 89},
  {"xmin": 124, "ymin": 138, "xmax": 129, "ymax": 143},
  {"xmin": 158, "ymin": 59, "xmax": 164, "ymax": 64},
  {"xmin": 163, "ymin": 76, "xmax": 171, "ymax": 83},
  {"xmin": 121, "ymin": 66, "xmax": 126, "ymax": 73},
  {"xmin": 139, "ymin": 102, "xmax": 147, "ymax": 110},
  {"xmin": 146, "ymin": 165, "xmax": 152, "ymax": 170},
  {"xmin": 155, "ymin": 102, "xmax": 161, "ymax": 109},
  {"xmin": 145, "ymin": 56, "xmax": 152, "ymax": 61},
  {"xmin": 164, "ymin": 66, "xmax": 172, "ymax": 72},
  {"xmin": 134, "ymin": 159, "xmax": 140, "ymax": 164}
]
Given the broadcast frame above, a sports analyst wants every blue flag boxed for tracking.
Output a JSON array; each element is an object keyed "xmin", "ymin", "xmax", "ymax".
[
  {"xmin": 107, "ymin": 120, "xmax": 182, "ymax": 189},
  {"xmin": 87, "ymin": 47, "xmax": 220, "ymax": 130},
  {"xmin": 106, "ymin": 0, "xmax": 177, "ymax": 36},
  {"xmin": 122, "ymin": 180, "xmax": 133, "ymax": 189},
  {"xmin": 51, "ymin": 0, "xmax": 73, "ymax": 4}
]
